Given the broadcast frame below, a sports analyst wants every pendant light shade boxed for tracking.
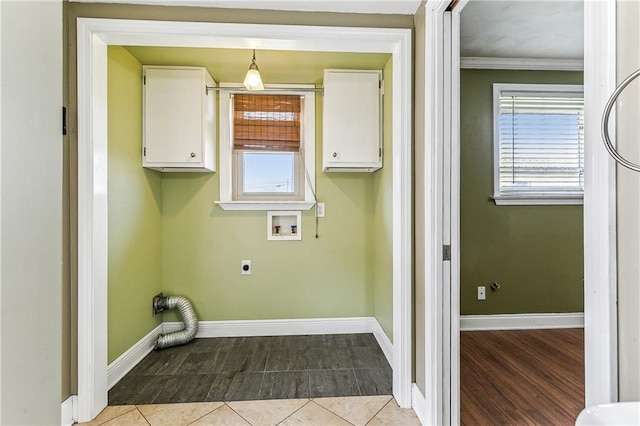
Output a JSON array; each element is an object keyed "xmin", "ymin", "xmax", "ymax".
[{"xmin": 243, "ymin": 49, "xmax": 264, "ymax": 91}]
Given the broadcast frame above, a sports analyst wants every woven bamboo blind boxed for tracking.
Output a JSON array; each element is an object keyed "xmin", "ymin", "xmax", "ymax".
[{"xmin": 233, "ymin": 94, "xmax": 301, "ymax": 152}]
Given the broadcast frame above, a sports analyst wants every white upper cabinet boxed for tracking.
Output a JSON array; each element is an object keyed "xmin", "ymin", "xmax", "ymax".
[
  {"xmin": 143, "ymin": 66, "xmax": 216, "ymax": 172},
  {"xmin": 322, "ymin": 69, "xmax": 383, "ymax": 172}
]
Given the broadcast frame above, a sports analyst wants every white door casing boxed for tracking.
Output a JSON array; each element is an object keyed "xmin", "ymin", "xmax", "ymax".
[
  {"xmin": 583, "ymin": 0, "xmax": 619, "ymax": 407},
  {"xmin": 446, "ymin": 0, "xmax": 619, "ymax": 423},
  {"xmin": 419, "ymin": 1, "xmax": 450, "ymax": 424},
  {"xmin": 449, "ymin": 2, "xmax": 470, "ymax": 424},
  {"xmin": 76, "ymin": 18, "xmax": 413, "ymax": 422}
]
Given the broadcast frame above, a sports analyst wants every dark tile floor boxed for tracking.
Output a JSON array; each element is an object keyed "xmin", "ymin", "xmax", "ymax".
[{"xmin": 109, "ymin": 333, "xmax": 392, "ymax": 405}]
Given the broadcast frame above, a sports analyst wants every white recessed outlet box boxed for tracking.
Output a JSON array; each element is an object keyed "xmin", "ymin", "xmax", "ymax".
[
  {"xmin": 316, "ymin": 203, "xmax": 325, "ymax": 218},
  {"xmin": 477, "ymin": 286, "xmax": 486, "ymax": 300},
  {"xmin": 267, "ymin": 211, "xmax": 302, "ymax": 241},
  {"xmin": 241, "ymin": 260, "xmax": 251, "ymax": 275}
]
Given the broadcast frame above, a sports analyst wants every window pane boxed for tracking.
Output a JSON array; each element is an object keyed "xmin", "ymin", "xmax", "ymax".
[
  {"xmin": 243, "ymin": 152, "xmax": 296, "ymax": 193},
  {"xmin": 496, "ymin": 88, "xmax": 584, "ymax": 197}
]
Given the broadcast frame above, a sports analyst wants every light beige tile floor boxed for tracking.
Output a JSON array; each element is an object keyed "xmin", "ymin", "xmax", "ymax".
[{"xmin": 77, "ymin": 396, "xmax": 422, "ymax": 426}]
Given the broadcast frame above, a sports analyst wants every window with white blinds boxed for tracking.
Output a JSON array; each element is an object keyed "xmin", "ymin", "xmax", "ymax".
[{"xmin": 493, "ymin": 83, "xmax": 584, "ymax": 205}]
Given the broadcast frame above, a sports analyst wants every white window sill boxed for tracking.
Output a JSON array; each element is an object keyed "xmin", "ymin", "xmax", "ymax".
[
  {"xmin": 493, "ymin": 195, "xmax": 584, "ymax": 206},
  {"xmin": 215, "ymin": 200, "xmax": 316, "ymax": 211}
]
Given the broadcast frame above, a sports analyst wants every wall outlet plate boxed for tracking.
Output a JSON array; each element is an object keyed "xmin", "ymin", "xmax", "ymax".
[
  {"xmin": 241, "ymin": 260, "xmax": 251, "ymax": 275},
  {"xmin": 316, "ymin": 202, "xmax": 325, "ymax": 218},
  {"xmin": 477, "ymin": 286, "xmax": 486, "ymax": 300}
]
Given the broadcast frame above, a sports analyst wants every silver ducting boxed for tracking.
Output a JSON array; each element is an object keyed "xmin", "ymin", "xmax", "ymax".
[{"xmin": 152, "ymin": 293, "xmax": 199, "ymax": 350}]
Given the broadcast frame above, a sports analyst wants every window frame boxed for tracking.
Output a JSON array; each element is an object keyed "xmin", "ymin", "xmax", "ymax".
[
  {"xmin": 232, "ymin": 150, "xmax": 303, "ymax": 201},
  {"xmin": 492, "ymin": 83, "xmax": 584, "ymax": 206},
  {"xmin": 216, "ymin": 83, "xmax": 316, "ymax": 211}
]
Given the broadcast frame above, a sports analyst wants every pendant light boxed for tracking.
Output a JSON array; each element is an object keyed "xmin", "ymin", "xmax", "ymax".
[{"xmin": 243, "ymin": 49, "xmax": 264, "ymax": 91}]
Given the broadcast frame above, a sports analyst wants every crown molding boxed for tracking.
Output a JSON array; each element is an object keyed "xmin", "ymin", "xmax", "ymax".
[{"xmin": 460, "ymin": 56, "xmax": 583, "ymax": 71}]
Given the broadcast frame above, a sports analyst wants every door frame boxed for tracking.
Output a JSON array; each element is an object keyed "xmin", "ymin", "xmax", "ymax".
[
  {"xmin": 445, "ymin": 0, "xmax": 619, "ymax": 423},
  {"xmin": 76, "ymin": 18, "xmax": 413, "ymax": 422},
  {"xmin": 416, "ymin": 2, "xmax": 452, "ymax": 424},
  {"xmin": 582, "ymin": 0, "xmax": 619, "ymax": 407}
]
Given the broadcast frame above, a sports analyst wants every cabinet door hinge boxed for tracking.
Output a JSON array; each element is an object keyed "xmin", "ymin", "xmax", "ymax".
[
  {"xmin": 379, "ymin": 79, "xmax": 384, "ymax": 96},
  {"xmin": 62, "ymin": 106, "xmax": 67, "ymax": 136},
  {"xmin": 143, "ymin": 147, "xmax": 146, "ymax": 156},
  {"xmin": 143, "ymin": 75, "xmax": 146, "ymax": 85},
  {"xmin": 443, "ymin": 245, "xmax": 451, "ymax": 261},
  {"xmin": 379, "ymin": 147, "xmax": 382, "ymax": 157}
]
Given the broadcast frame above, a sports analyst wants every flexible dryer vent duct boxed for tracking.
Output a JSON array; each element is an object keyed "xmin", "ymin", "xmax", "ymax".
[{"xmin": 152, "ymin": 293, "xmax": 199, "ymax": 350}]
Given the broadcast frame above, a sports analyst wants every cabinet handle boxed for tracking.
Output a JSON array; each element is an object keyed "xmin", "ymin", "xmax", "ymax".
[
  {"xmin": 332, "ymin": 152, "xmax": 337, "ymax": 158},
  {"xmin": 190, "ymin": 152, "xmax": 196, "ymax": 158}
]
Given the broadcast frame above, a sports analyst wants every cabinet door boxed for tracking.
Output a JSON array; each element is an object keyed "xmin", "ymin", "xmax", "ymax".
[
  {"xmin": 144, "ymin": 68, "xmax": 203, "ymax": 164},
  {"xmin": 323, "ymin": 70, "xmax": 381, "ymax": 170}
]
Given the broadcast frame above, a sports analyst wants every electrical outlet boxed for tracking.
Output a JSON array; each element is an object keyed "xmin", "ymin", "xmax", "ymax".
[
  {"xmin": 316, "ymin": 202, "xmax": 325, "ymax": 218},
  {"xmin": 477, "ymin": 286, "xmax": 486, "ymax": 300},
  {"xmin": 241, "ymin": 260, "xmax": 251, "ymax": 275}
]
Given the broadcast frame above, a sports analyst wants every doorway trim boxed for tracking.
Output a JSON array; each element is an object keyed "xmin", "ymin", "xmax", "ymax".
[
  {"xmin": 446, "ymin": 0, "xmax": 619, "ymax": 422},
  {"xmin": 582, "ymin": 0, "xmax": 619, "ymax": 407},
  {"xmin": 76, "ymin": 18, "xmax": 413, "ymax": 422}
]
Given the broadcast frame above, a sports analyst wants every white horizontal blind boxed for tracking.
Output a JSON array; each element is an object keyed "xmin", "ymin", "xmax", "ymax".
[{"xmin": 495, "ymin": 85, "xmax": 584, "ymax": 198}]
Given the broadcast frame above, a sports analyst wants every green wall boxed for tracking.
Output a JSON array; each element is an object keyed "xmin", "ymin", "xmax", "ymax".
[
  {"xmin": 460, "ymin": 69, "xmax": 584, "ymax": 315},
  {"xmin": 107, "ymin": 46, "xmax": 163, "ymax": 363},
  {"xmin": 160, "ymin": 173, "xmax": 375, "ymax": 321},
  {"xmin": 107, "ymin": 47, "xmax": 394, "ymax": 362}
]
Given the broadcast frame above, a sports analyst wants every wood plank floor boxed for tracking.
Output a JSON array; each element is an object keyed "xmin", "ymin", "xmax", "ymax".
[{"xmin": 461, "ymin": 328, "xmax": 584, "ymax": 426}]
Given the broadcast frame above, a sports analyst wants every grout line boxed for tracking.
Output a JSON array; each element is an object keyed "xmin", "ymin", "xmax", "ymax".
[
  {"xmin": 364, "ymin": 398, "xmax": 393, "ymax": 426},
  {"xmin": 224, "ymin": 402, "xmax": 255, "ymax": 426},
  {"xmin": 186, "ymin": 403, "xmax": 227, "ymax": 426},
  {"xmin": 134, "ymin": 407, "xmax": 152, "ymax": 426},
  {"xmin": 310, "ymin": 400, "xmax": 357, "ymax": 426},
  {"xmin": 91, "ymin": 406, "xmax": 137, "ymax": 425},
  {"xmin": 275, "ymin": 399, "xmax": 313, "ymax": 425}
]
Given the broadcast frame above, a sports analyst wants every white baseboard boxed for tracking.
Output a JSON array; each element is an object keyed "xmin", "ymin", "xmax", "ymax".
[
  {"xmin": 61, "ymin": 395, "xmax": 77, "ymax": 426},
  {"xmin": 163, "ymin": 316, "xmax": 376, "ymax": 338},
  {"xmin": 107, "ymin": 323, "xmax": 163, "ymax": 389},
  {"xmin": 411, "ymin": 383, "xmax": 427, "ymax": 426},
  {"xmin": 460, "ymin": 312, "xmax": 584, "ymax": 331},
  {"xmin": 371, "ymin": 319, "xmax": 393, "ymax": 366}
]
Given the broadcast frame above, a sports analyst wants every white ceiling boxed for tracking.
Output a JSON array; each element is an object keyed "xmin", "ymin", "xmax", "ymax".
[{"xmin": 460, "ymin": 0, "xmax": 583, "ymax": 60}]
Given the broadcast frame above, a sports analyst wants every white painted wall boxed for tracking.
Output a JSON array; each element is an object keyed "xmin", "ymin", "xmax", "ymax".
[
  {"xmin": 616, "ymin": 0, "xmax": 640, "ymax": 401},
  {"xmin": 0, "ymin": 1, "xmax": 63, "ymax": 424}
]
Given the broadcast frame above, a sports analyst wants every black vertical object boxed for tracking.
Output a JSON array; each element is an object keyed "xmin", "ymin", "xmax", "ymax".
[{"xmin": 62, "ymin": 106, "xmax": 67, "ymax": 135}]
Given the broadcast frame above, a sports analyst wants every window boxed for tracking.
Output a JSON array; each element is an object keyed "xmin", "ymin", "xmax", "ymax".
[
  {"xmin": 217, "ymin": 84, "xmax": 316, "ymax": 210},
  {"xmin": 493, "ymin": 83, "xmax": 584, "ymax": 205},
  {"xmin": 232, "ymin": 94, "xmax": 303, "ymax": 200}
]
